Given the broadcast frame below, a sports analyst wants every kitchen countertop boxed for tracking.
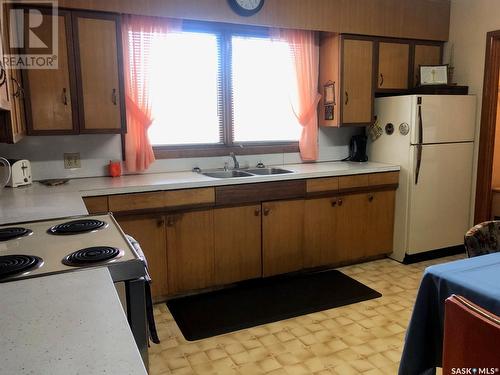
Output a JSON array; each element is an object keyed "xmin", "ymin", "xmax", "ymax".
[
  {"xmin": 0, "ymin": 161, "xmax": 399, "ymax": 225},
  {"xmin": 0, "ymin": 268, "xmax": 147, "ymax": 375}
]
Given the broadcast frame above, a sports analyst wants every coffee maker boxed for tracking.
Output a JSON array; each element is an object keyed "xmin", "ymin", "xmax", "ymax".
[{"xmin": 349, "ymin": 135, "xmax": 368, "ymax": 162}]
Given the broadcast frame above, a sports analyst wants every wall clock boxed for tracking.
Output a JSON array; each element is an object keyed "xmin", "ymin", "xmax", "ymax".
[{"xmin": 228, "ymin": 0, "xmax": 265, "ymax": 17}]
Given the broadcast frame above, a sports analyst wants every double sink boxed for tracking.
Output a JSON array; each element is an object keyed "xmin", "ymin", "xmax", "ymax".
[{"xmin": 200, "ymin": 167, "xmax": 294, "ymax": 179}]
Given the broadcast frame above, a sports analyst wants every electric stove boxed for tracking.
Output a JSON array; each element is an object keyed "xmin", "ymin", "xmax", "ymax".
[{"xmin": 0, "ymin": 213, "xmax": 152, "ymax": 367}]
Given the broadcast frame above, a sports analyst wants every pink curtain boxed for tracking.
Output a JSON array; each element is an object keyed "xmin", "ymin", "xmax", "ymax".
[
  {"xmin": 272, "ymin": 29, "xmax": 321, "ymax": 161},
  {"xmin": 121, "ymin": 15, "xmax": 181, "ymax": 172}
]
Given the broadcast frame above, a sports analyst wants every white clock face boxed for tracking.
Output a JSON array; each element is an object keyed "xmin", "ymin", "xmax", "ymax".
[{"xmin": 235, "ymin": 0, "xmax": 262, "ymax": 10}]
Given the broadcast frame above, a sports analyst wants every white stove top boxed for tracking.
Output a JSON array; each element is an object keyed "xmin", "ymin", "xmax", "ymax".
[{"xmin": 0, "ymin": 214, "xmax": 143, "ymax": 282}]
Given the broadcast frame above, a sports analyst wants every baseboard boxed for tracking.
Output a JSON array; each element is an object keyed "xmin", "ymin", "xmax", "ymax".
[{"xmin": 402, "ymin": 245, "xmax": 466, "ymax": 264}]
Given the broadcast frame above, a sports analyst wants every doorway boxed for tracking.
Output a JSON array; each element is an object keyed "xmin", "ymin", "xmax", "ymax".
[{"xmin": 474, "ymin": 30, "xmax": 500, "ymax": 223}]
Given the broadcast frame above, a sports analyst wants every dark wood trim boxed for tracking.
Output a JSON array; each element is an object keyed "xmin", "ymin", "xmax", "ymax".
[
  {"xmin": 215, "ymin": 180, "xmax": 306, "ymax": 206},
  {"xmin": 474, "ymin": 30, "xmax": 500, "ymax": 224},
  {"xmin": 22, "ymin": 8, "xmax": 80, "ymax": 135},
  {"xmin": 71, "ymin": 11, "xmax": 126, "ymax": 134},
  {"xmin": 154, "ymin": 142, "xmax": 299, "ymax": 159},
  {"xmin": 305, "ymin": 184, "xmax": 398, "ymax": 199},
  {"xmin": 110, "ymin": 203, "xmax": 215, "ymax": 217}
]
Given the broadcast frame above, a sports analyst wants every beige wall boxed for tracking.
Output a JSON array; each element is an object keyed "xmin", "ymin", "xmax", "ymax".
[{"xmin": 445, "ymin": 0, "xmax": 500, "ymax": 220}]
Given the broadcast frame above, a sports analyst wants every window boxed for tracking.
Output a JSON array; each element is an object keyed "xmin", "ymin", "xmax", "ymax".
[{"xmin": 146, "ymin": 22, "xmax": 301, "ymax": 156}]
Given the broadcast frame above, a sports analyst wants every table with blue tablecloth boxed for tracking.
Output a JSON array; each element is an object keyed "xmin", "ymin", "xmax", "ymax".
[{"xmin": 399, "ymin": 253, "xmax": 500, "ymax": 375}]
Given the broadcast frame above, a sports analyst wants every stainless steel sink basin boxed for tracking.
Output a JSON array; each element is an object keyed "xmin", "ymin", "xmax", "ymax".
[
  {"xmin": 245, "ymin": 168, "xmax": 294, "ymax": 175},
  {"xmin": 202, "ymin": 170, "xmax": 253, "ymax": 178}
]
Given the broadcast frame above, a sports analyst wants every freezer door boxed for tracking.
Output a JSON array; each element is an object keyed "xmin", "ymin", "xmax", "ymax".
[
  {"xmin": 407, "ymin": 142, "xmax": 473, "ymax": 255},
  {"xmin": 410, "ymin": 95, "xmax": 476, "ymax": 144}
]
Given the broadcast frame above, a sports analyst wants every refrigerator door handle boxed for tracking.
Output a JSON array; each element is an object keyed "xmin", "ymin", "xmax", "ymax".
[
  {"xmin": 415, "ymin": 144, "xmax": 423, "ymax": 185},
  {"xmin": 417, "ymin": 103, "xmax": 423, "ymax": 145}
]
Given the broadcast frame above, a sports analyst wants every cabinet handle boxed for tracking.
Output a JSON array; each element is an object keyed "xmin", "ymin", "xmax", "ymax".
[
  {"xmin": 11, "ymin": 77, "xmax": 24, "ymax": 98},
  {"xmin": 379, "ymin": 73, "xmax": 384, "ymax": 87},
  {"xmin": 368, "ymin": 195, "xmax": 374, "ymax": 202},
  {"xmin": 337, "ymin": 199, "xmax": 343, "ymax": 206},
  {"xmin": 112, "ymin": 88, "xmax": 117, "ymax": 105},
  {"xmin": 62, "ymin": 88, "xmax": 68, "ymax": 105},
  {"xmin": 330, "ymin": 200, "xmax": 337, "ymax": 207},
  {"xmin": 0, "ymin": 65, "xmax": 6, "ymax": 87},
  {"xmin": 166, "ymin": 216, "xmax": 174, "ymax": 227},
  {"xmin": 157, "ymin": 218, "xmax": 165, "ymax": 227},
  {"xmin": 254, "ymin": 208, "xmax": 261, "ymax": 216},
  {"xmin": 345, "ymin": 91, "xmax": 349, "ymax": 105},
  {"xmin": 263, "ymin": 208, "xmax": 270, "ymax": 216}
]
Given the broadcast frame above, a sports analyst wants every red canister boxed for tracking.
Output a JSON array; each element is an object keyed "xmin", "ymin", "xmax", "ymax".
[{"xmin": 108, "ymin": 160, "xmax": 122, "ymax": 177}]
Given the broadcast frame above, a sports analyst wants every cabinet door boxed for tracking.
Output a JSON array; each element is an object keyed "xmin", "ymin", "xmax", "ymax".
[
  {"xmin": 167, "ymin": 210, "xmax": 215, "ymax": 294},
  {"xmin": 377, "ymin": 42, "xmax": 409, "ymax": 90},
  {"xmin": 74, "ymin": 13, "xmax": 123, "ymax": 133},
  {"xmin": 304, "ymin": 197, "xmax": 341, "ymax": 268},
  {"xmin": 116, "ymin": 215, "xmax": 169, "ymax": 302},
  {"xmin": 262, "ymin": 200, "xmax": 304, "ymax": 276},
  {"xmin": 0, "ymin": 11, "xmax": 26, "ymax": 144},
  {"xmin": 214, "ymin": 205, "xmax": 262, "ymax": 285},
  {"xmin": 413, "ymin": 44, "xmax": 442, "ymax": 86},
  {"xmin": 334, "ymin": 193, "xmax": 368, "ymax": 263},
  {"xmin": 24, "ymin": 11, "xmax": 77, "ymax": 134},
  {"xmin": 342, "ymin": 38, "xmax": 373, "ymax": 124},
  {"xmin": 364, "ymin": 190, "xmax": 396, "ymax": 258}
]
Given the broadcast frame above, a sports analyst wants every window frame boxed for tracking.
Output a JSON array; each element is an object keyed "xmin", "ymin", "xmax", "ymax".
[{"xmin": 149, "ymin": 20, "xmax": 299, "ymax": 158}]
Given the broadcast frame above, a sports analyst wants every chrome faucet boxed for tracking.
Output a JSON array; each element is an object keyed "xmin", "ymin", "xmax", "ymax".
[{"xmin": 229, "ymin": 152, "xmax": 239, "ymax": 170}]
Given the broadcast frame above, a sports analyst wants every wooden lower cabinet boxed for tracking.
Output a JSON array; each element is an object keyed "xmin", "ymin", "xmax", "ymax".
[
  {"xmin": 364, "ymin": 190, "xmax": 396, "ymax": 257},
  {"xmin": 304, "ymin": 196, "xmax": 341, "ymax": 267},
  {"xmin": 166, "ymin": 209, "xmax": 215, "ymax": 294},
  {"xmin": 262, "ymin": 199, "xmax": 304, "ymax": 276},
  {"xmin": 115, "ymin": 214, "xmax": 168, "ymax": 302},
  {"xmin": 214, "ymin": 205, "xmax": 262, "ymax": 285},
  {"xmin": 304, "ymin": 190, "xmax": 396, "ymax": 267}
]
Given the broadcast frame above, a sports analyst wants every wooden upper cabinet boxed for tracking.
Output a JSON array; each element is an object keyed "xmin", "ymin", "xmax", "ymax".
[
  {"xmin": 413, "ymin": 44, "xmax": 442, "ymax": 86},
  {"xmin": 377, "ymin": 42, "xmax": 410, "ymax": 90},
  {"xmin": 24, "ymin": 11, "xmax": 78, "ymax": 134},
  {"xmin": 0, "ymin": 6, "xmax": 26, "ymax": 144},
  {"xmin": 262, "ymin": 199, "xmax": 304, "ymax": 277},
  {"xmin": 318, "ymin": 34, "xmax": 373, "ymax": 127},
  {"xmin": 73, "ymin": 13, "xmax": 124, "ymax": 133},
  {"xmin": 342, "ymin": 38, "xmax": 373, "ymax": 124}
]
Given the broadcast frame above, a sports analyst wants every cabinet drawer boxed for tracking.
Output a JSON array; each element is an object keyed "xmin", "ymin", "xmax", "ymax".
[
  {"xmin": 306, "ymin": 177, "xmax": 339, "ymax": 193},
  {"xmin": 108, "ymin": 191, "xmax": 164, "ymax": 212},
  {"xmin": 164, "ymin": 188, "xmax": 215, "ymax": 208},
  {"xmin": 83, "ymin": 196, "xmax": 109, "ymax": 214},
  {"xmin": 338, "ymin": 174, "xmax": 371, "ymax": 190},
  {"xmin": 369, "ymin": 171, "xmax": 399, "ymax": 186}
]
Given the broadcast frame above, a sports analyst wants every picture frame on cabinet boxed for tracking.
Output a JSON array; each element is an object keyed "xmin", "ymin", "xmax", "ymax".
[
  {"xmin": 323, "ymin": 81, "xmax": 335, "ymax": 105},
  {"xmin": 419, "ymin": 64, "xmax": 449, "ymax": 86}
]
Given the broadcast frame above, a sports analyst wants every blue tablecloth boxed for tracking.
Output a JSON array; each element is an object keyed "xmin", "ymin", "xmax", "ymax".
[{"xmin": 399, "ymin": 253, "xmax": 500, "ymax": 375}]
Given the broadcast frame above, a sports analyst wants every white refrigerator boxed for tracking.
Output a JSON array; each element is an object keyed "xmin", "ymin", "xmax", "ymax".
[{"xmin": 367, "ymin": 95, "xmax": 476, "ymax": 262}]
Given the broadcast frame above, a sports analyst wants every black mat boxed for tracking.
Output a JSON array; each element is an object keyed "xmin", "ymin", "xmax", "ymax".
[{"xmin": 167, "ymin": 269, "xmax": 382, "ymax": 341}]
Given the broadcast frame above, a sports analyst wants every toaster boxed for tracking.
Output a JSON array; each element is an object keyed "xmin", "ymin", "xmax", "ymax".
[{"xmin": 7, "ymin": 159, "xmax": 32, "ymax": 187}]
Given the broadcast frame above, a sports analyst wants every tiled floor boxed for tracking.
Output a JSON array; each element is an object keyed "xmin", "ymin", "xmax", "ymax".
[{"xmin": 149, "ymin": 255, "xmax": 462, "ymax": 374}]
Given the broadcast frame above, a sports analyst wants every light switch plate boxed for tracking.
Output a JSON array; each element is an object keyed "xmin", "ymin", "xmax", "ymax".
[{"xmin": 64, "ymin": 153, "xmax": 81, "ymax": 169}]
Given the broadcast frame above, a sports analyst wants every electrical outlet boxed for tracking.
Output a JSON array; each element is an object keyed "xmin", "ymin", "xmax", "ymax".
[{"xmin": 64, "ymin": 153, "xmax": 81, "ymax": 169}]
